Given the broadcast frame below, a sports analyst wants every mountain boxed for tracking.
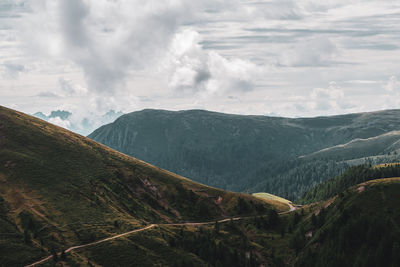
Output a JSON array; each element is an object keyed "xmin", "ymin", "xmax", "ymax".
[
  {"xmin": 33, "ymin": 110, "xmax": 72, "ymax": 121},
  {"xmin": 0, "ymin": 106, "xmax": 273, "ymax": 266},
  {"xmin": 1, "ymin": 105, "xmax": 399, "ymax": 266},
  {"xmin": 88, "ymin": 109, "xmax": 400, "ymax": 199},
  {"xmin": 32, "ymin": 109, "xmax": 124, "ymax": 136},
  {"xmin": 294, "ymin": 177, "xmax": 400, "ymax": 267}
]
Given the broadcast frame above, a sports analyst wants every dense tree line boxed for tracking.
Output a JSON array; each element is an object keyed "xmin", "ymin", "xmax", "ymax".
[
  {"xmin": 250, "ymin": 159, "xmax": 349, "ymax": 200},
  {"xmin": 168, "ymin": 225, "xmax": 259, "ymax": 267},
  {"xmin": 300, "ymin": 164, "xmax": 400, "ymax": 203}
]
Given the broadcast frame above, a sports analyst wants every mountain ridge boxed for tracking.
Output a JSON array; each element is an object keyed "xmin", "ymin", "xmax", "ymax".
[{"xmin": 89, "ymin": 108, "xmax": 400, "ymax": 198}]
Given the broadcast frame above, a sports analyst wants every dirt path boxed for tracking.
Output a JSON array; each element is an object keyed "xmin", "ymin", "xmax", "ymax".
[
  {"xmin": 25, "ymin": 224, "xmax": 156, "ymax": 267},
  {"xmin": 278, "ymin": 202, "xmax": 299, "ymax": 215},
  {"xmin": 288, "ymin": 203, "xmax": 297, "ymax": 212},
  {"xmin": 26, "ymin": 210, "xmax": 296, "ymax": 267}
]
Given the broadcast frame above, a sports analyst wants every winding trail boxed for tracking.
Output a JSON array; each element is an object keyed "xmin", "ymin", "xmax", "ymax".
[{"xmin": 26, "ymin": 209, "xmax": 297, "ymax": 267}]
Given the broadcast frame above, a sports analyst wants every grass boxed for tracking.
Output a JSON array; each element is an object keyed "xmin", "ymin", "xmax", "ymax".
[
  {"xmin": 373, "ymin": 162, "xmax": 400, "ymax": 169},
  {"xmin": 252, "ymin": 192, "xmax": 291, "ymax": 211}
]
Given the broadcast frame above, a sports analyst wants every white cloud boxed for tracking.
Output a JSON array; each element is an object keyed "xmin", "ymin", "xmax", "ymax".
[
  {"xmin": 48, "ymin": 116, "xmax": 71, "ymax": 129},
  {"xmin": 35, "ymin": 91, "xmax": 60, "ymax": 98},
  {"xmin": 385, "ymin": 76, "xmax": 400, "ymax": 92},
  {"xmin": 310, "ymin": 81, "xmax": 353, "ymax": 111},
  {"xmin": 58, "ymin": 77, "xmax": 87, "ymax": 96},
  {"xmin": 279, "ymin": 37, "xmax": 338, "ymax": 67},
  {"xmin": 166, "ymin": 29, "xmax": 261, "ymax": 97},
  {"xmin": 20, "ymin": 0, "xmax": 239, "ymax": 95},
  {"xmin": 2, "ymin": 0, "xmax": 400, "ymax": 126},
  {"xmin": 0, "ymin": 62, "xmax": 26, "ymax": 79}
]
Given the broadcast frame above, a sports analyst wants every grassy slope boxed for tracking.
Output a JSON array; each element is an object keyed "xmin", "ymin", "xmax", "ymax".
[
  {"xmin": 300, "ymin": 131, "xmax": 400, "ymax": 161},
  {"xmin": 252, "ymin": 193, "xmax": 291, "ymax": 211},
  {"xmin": 0, "ymin": 106, "xmax": 272, "ymax": 266}
]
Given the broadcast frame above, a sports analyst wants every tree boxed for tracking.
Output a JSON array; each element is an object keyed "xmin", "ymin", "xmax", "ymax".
[
  {"xmin": 24, "ymin": 230, "xmax": 31, "ymax": 245},
  {"xmin": 51, "ymin": 248, "xmax": 58, "ymax": 262},
  {"xmin": 214, "ymin": 221, "xmax": 220, "ymax": 235},
  {"xmin": 311, "ymin": 213, "xmax": 317, "ymax": 227},
  {"xmin": 392, "ymin": 241, "xmax": 400, "ymax": 266},
  {"xmin": 61, "ymin": 249, "xmax": 67, "ymax": 260},
  {"xmin": 267, "ymin": 209, "xmax": 279, "ymax": 228}
]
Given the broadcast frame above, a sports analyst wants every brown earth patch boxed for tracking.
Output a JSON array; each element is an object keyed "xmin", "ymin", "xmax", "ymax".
[
  {"xmin": 4, "ymin": 160, "xmax": 16, "ymax": 168},
  {"xmin": 0, "ymin": 172, "xmax": 6, "ymax": 183},
  {"xmin": 315, "ymin": 196, "xmax": 337, "ymax": 215},
  {"xmin": 357, "ymin": 185, "xmax": 365, "ymax": 193},
  {"xmin": 4, "ymin": 187, "xmax": 45, "ymax": 216}
]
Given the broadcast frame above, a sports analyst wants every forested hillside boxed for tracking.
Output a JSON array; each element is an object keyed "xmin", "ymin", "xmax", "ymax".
[
  {"xmin": 89, "ymin": 109, "xmax": 400, "ymax": 199},
  {"xmin": 295, "ymin": 178, "xmax": 400, "ymax": 267},
  {"xmin": 300, "ymin": 163, "xmax": 400, "ymax": 203}
]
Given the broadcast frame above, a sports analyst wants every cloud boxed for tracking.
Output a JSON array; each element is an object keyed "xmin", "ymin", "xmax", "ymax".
[
  {"xmin": 48, "ymin": 116, "xmax": 71, "ymax": 129},
  {"xmin": 166, "ymin": 29, "xmax": 261, "ymax": 96},
  {"xmin": 279, "ymin": 37, "xmax": 338, "ymax": 67},
  {"xmin": 36, "ymin": 107, "xmax": 123, "ymax": 135},
  {"xmin": 385, "ymin": 76, "xmax": 400, "ymax": 92},
  {"xmin": 21, "ymin": 0, "xmax": 237, "ymax": 95},
  {"xmin": 58, "ymin": 77, "xmax": 87, "ymax": 96},
  {"xmin": 3, "ymin": 0, "xmax": 400, "ymax": 122},
  {"xmin": 35, "ymin": 91, "xmax": 60, "ymax": 98},
  {"xmin": 0, "ymin": 62, "xmax": 25, "ymax": 78},
  {"xmin": 245, "ymin": 0, "xmax": 304, "ymax": 20},
  {"xmin": 310, "ymin": 81, "xmax": 353, "ymax": 111}
]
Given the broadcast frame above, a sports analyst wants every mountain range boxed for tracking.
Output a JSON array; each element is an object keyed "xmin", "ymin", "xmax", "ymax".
[
  {"xmin": 1, "ymin": 105, "xmax": 400, "ymax": 266},
  {"xmin": 88, "ymin": 109, "xmax": 400, "ymax": 199},
  {"xmin": 33, "ymin": 109, "xmax": 124, "ymax": 136}
]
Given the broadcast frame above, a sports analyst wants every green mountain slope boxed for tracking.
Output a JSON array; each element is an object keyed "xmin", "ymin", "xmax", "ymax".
[
  {"xmin": 299, "ymin": 163, "xmax": 400, "ymax": 203},
  {"xmin": 300, "ymin": 131, "xmax": 400, "ymax": 160},
  {"xmin": 0, "ymin": 106, "xmax": 272, "ymax": 266},
  {"xmin": 2, "ymin": 106, "xmax": 400, "ymax": 266},
  {"xmin": 88, "ymin": 109, "xmax": 400, "ymax": 199},
  {"xmin": 295, "ymin": 178, "xmax": 400, "ymax": 267}
]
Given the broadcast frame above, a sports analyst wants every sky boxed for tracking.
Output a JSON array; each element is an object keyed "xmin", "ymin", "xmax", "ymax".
[{"xmin": 1, "ymin": 0, "xmax": 400, "ymax": 134}]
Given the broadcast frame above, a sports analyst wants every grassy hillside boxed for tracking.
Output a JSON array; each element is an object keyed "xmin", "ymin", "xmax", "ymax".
[
  {"xmin": 300, "ymin": 131, "xmax": 400, "ymax": 160},
  {"xmin": 252, "ymin": 192, "xmax": 292, "ymax": 211},
  {"xmin": 0, "ymin": 106, "xmax": 272, "ymax": 266},
  {"xmin": 88, "ymin": 109, "xmax": 400, "ymax": 199}
]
